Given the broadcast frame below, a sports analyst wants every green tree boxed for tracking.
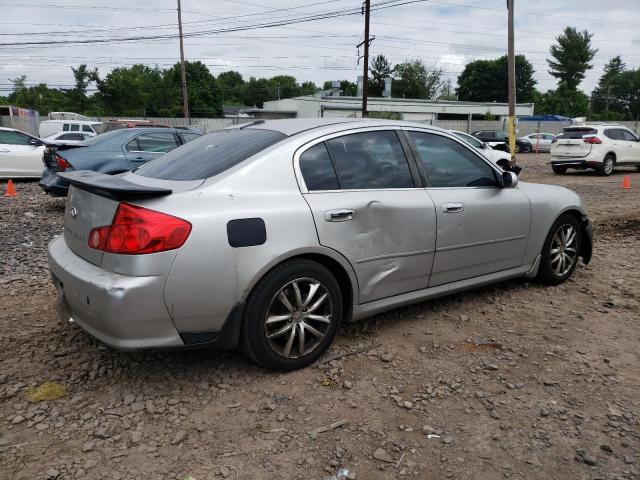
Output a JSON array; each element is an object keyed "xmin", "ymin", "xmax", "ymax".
[
  {"xmin": 322, "ymin": 80, "xmax": 357, "ymax": 96},
  {"xmin": 95, "ymin": 64, "xmax": 165, "ymax": 116},
  {"xmin": 268, "ymin": 75, "xmax": 300, "ymax": 100},
  {"xmin": 217, "ymin": 71, "xmax": 245, "ymax": 105},
  {"xmin": 535, "ymin": 87, "xmax": 590, "ymax": 118},
  {"xmin": 7, "ymin": 75, "xmax": 72, "ymax": 114},
  {"xmin": 591, "ymin": 56, "xmax": 627, "ymax": 117},
  {"xmin": 163, "ymin": 61, "xmax": 222, "ymax": 117},
  {"xmin": 456, "ymin": 55, "xmax": 536, "ymax": 102},
  {"xmin": 547, "ymin": 27, "xmax": 598, "ymax": 90},
  {"xmin": 392, "ymin": 59, "xmax": 444, "ymax": 99},
  {"xmin": 68, "ymin": 64, "xmax": 99, "ymax": 113},
  {"xmin": 369, "ymin": 54, "xmax": 393, "ymax": 97},
  {"xmin": 299, "ymin": 81, "xmax": 317, "ymax": 95},
  {"xmin": 242, "ymin": 77, "xmax": 273, "ymax": 107}
]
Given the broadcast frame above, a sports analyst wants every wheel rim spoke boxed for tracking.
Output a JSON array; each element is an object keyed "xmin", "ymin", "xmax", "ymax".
[
  {"xmin": 292, "ymin": 281, "xmax": 303, "ymax": 309},
  {"xmin": 306, "ymin": 292, "xmax": 328, "ymax": 314},
  {"xmin": 266, "ymin": 314, "xmax": 291, "ymax": 325},
  {"xmin": 278, "ymin": 291, "xmax": 294, "ymax": 312},
  {"xmin": 283, "ymin": 326, "xmax": 296, "ymax": 358},
  {"xmin": 267, "ymin": 323, "xmax": 293, "ymax": 339},
  {"xmin": 302, "ymin": 322, "xmax": 325, "ymax": 339},
  {"xmin": 297, "ymin": 323, "xmax": 306, "ymax": 356},
  {"xmin": 303, "ymin": 282, "xmax": 321, "ymax": 308},
  {"xmin": 305, "ymin": 314, "xmax": 332, "ymax": 324}
]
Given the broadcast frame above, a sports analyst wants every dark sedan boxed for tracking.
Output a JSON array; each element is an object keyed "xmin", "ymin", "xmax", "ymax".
[{"xmin": 40, "ymin": 128, "xmax": 201, "ymax": 196}]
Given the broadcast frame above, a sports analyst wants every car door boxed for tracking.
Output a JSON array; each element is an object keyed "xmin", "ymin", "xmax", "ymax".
[
  {"xmin": 620, "ymin": 129, "xmax": 640, "ymax": 164},
  {"xmin": 405, "ymin": 130, "xmax": 531, "ymax": 287},
  {"xmin": 297, "ymin": 129, "xmax": 437, "ymax": 303},
  {"xmin": 603, "ymin": 128, "xmax": 624, "ymax": 160},
  {"xmin": 124, "ymin": 132, "xmax": 180, "ymax": 168},
  {"xmin": 0, "ymin": 130, "xmax": 44, "ymax": 177}
]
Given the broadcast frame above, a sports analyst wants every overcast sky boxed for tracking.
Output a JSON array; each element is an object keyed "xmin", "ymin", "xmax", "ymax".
[{"xmin": 2, "ymin": 0, "xmax": 639, "ymax": 101}]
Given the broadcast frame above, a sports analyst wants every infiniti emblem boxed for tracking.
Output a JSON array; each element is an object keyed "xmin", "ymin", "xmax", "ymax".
[{"xmin": 70, "ymin": 207, "xmax": 78, "ymax": 219}]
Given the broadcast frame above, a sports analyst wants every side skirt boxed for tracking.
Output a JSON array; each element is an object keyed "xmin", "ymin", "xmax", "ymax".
[{"xmin": 351, "ymin": 264, "xmax": 533, "ymax": 322}]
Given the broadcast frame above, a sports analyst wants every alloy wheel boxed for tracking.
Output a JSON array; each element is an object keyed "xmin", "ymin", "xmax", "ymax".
[
  {"xmin": 604, "ymin": 158, "xmax": 614, "ymax": 175},
  {"xmin": 264, "ymin": 277, "xmax": 333, "ymax": 359},
  {"xmin": 550, "ymin": 224, "xmax": 578, "ymax": 277}
]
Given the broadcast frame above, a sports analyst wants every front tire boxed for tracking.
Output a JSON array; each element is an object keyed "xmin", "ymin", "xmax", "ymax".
[
  {"xmin": 536, "ymin": 214, "xmax": 581, "ymax": 285},
  {"xmin": 241, "ymin": 260, "xmax": 343, "ymax": 371},
  {"xmin": 552, "ymin": 165, "xmax": 567, "ymax": 174},
  {"xmin": 599, "ymin": 155, "xmax": 615, "ymax": 176}
]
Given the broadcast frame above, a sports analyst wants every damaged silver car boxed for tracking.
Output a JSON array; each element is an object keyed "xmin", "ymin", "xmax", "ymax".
[{"xmin": 48, "ymin": 119, "xmax": 593, "ymax": 370}]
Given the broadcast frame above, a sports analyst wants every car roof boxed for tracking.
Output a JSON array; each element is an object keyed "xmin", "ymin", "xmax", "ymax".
[
  {"xmin": 41, "ymin": 119, "xmax": 100, "ymax": 125},
  {"xmin": 244, "ymin": 118, "xmax": 448, "ymax": 136}
]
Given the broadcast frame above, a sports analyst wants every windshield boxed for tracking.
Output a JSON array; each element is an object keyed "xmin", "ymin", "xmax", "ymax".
[
  {"xmin": 135, "ymin": 128, "xmax": 287, "ymax": 181},
  {"xmin": 453, "ymin": 131, "xmax": 482, "ymax": 148}
]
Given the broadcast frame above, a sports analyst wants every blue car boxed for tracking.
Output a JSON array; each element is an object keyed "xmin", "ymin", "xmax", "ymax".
[{"xmin": 39, "ymin": 127, "xmax": 201, "ymax": 196}]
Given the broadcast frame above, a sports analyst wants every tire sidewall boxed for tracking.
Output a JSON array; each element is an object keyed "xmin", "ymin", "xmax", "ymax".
[
  {"xmin": 601, "ymin": 155, "xmax": 614, "ymax": 176},
  {"xmin": 537, "ymin": 214, "xmax": 581, "ymax": 285},
  {"xmin": 243, "ymin": 260, "xmax": 343, "ymax": 371}
]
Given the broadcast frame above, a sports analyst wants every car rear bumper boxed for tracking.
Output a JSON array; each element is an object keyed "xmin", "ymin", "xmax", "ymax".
[
  {"xmin": 39, "ymin": 169, "xmax": 69, "ymax": 197},
  {"xmin": 551, "ymin": 158, "xmax": 602, "ymax": 169},
  {"xmin": 47, "ymin": 235, "xmax": 184, "ymax": 350}
]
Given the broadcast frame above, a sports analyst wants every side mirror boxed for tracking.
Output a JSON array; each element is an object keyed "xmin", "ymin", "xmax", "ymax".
[
  {"xmin": 502, "ymin": 171, "xmax": 518, "ymax": 188},
  {"xmin": 481, "ymin": 142, "xmax": 489, "ymax": 149},
  {"xmin": 29, "ymin": 138, "xmax": 41, "ymax": 146}
]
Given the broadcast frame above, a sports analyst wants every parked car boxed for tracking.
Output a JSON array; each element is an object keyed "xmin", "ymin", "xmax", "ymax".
[
  {"xmin": 471, "ymin": 130, "xmax": 533, "ymax": 153},
  {"xmin": 522, "ymin": 133, "xmax": 556, "ymax": 153},
  {"xmin": 99, "ymin": 119, "xmax": 171, "ymax": 133},
  {"xmin": 551, "ymin": 124, "xmax": 640, "ymax": 175},
  {"xmin": 39, "ymin": 120, "xmax": 102, "ymax": 138},
  {"xmin": 47, "ymin": 119, "xmax": 593, "ymax": 371},
  {"xmin": 44, "ymin": 131, "xmax": 95, "ymax": 145},
  {"xmin": 449, "ymin": 130, "xmax": 513, "ymax": 170},
  {"xmin": 39, "ymin": 127, "xmax": 201, "ymax": 196},
  {"xmin": 0, "ymin": 127, "xmax": 45, "ymax": 178}
]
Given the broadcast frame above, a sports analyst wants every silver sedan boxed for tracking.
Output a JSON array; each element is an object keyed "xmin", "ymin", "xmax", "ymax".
[{"xmin": 48, "ymin": 119, "xmax": 593, "ymax": 370}]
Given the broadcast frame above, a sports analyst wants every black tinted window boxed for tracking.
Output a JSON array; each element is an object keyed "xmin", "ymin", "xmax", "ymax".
[
  {"xmin": 300, "ymin": 143, "xmax": 339, "ymax": 191},
  {"xmin": 326, "ymin": 131, "xmax": 413, "ymax": 189},
  {"xmin": 621, "ymin": 130, "xmax": 638, "ymax": 141},
  {"xmin": 559, "ymin": 128, "xmax": 597, "ymax": 139},
  {"xmin": 0, "ymin": 130, "xmax": 32, "ymax": 145},
  {"xmin": 136, "ymin": 128, "xmax": 286, "ymax": 181},
  {"xmin": 408, "ymin": 132, "xmax": 497, "ymax": 188}
]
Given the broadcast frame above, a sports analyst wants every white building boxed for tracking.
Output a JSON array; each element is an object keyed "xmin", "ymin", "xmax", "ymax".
[{"xmin": 260, "ymin": 95, "xmax": 535, "ymax": 122}]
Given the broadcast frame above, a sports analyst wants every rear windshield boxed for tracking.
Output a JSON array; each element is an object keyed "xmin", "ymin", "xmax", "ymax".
[
  {"xmin": 135, "ymin": 128, "xmax": 287, "ymax": 181},
  {"xmin": 557, "ymin": 128, "xmax": 597, "ymax": 139},
  {"xmin": 80, "ymin": 129, "xmax": 125, "ymax": 146}
]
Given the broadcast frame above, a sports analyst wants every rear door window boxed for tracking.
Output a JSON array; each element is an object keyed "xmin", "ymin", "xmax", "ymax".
[
  {"xmin": 127, "ymin": 132, "xmax": 179, "ymax": 153},
  {"xmin": 299, "ymin": 143, "xmax": 339, "ymax": 191},
  {"xmin": 70, "ymin": 124, "xmax": 80, "ymax": 132},
  {"xmin": 408, "ymin": 131, "xmax": 498, "ymax": 188},
  {"xmin": 135, "ymin": 128, "xmax": 286, "ymax": 181},
  {"xmin": 325, "ymin": 130, "xmax": 414, "ymax": 189}
]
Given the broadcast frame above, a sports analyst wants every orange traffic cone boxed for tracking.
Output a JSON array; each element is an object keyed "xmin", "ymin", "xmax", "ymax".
[
  {"xmin": 4, "ymin": 179, "xmax": 17, "ymax": 197},
  {"xmin": 620, "ymin": 175, "xmax": 632, "ymax": 190}
]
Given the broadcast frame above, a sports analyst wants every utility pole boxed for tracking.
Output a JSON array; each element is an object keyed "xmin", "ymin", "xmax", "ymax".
[
  {"xmin": 177, "ymin": 0, "xmax": 190, "ymax": 123},
  {"xmin": 604, "ymin": 83, "xmax": 613, "ymax": 121},
  {"xmin": 507, "ymin": 0, "xmax": 516, "ymax": 163},
  {"xmin": 358, "ymin": 0, "xmax": 371, "ymax": 117}
]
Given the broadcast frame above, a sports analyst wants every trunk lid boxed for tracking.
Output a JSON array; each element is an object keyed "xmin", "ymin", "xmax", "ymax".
[{"xmin": 552, "ymin": 128, "xmax": 597, "ymax": 158}]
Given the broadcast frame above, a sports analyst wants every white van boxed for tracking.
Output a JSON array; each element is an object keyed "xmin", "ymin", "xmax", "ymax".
[{"xmin": 39, "ymin": 120, "xmax": 102, "ymax": 138}]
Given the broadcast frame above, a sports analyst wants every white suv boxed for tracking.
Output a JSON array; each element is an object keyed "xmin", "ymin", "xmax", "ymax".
[{"xmin": 551, "ymin": 124, "xmax": 640, "ymax": 176}]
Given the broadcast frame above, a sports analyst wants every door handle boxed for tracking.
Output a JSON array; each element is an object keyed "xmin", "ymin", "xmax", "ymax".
[
  {"xmin": 442, "ymin": 202, "xmax": 464, "ymax": 213},
  {"xmin": 324, "ymin": 209, "xmax": 355, "ymax": 222}
]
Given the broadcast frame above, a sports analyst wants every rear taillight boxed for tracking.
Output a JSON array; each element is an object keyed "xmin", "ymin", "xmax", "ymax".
[
  {"xmin": 88, "ymin": 202, "xmax": 191, "ymax": 254},
  {"xmin": 583, "ymin": 136, "xmax": 602, "ymax": 144},
  {"xmin": 55, "ymin": 154, "xmax": 71, "ymax": 170}
]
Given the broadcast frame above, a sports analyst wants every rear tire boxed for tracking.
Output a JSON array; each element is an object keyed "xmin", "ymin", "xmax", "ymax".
[
  {"xmin": 536, "ymin": 214, "xmax": 581, "ymax": 286},
  {"xmin": 552, "ymin": 165, "xmax": 567, "ymax": 174},
  {"xmin": 241, "ymin": 260, "xmax": 342, "ymax": 371},
  {"xmin": 599, "ymin": 154, "xmax": 615, "ymax": 176}
]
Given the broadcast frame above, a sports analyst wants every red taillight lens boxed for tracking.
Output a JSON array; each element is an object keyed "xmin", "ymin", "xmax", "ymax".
[
  {"xmin": 88, "ymin": 203, "xmax": 191, "ymax": 254},
  {"xmin": 55, "ymin": 154, "xmax": 71, "ymax": 170},
  {"xmin": 583, "ymin": 136, "xmax": 602, "ymax": 144}
]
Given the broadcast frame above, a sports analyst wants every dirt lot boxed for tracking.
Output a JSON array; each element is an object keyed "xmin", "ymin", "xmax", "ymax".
[{"xmin": 1, "ymin": 154, "xmax": 639, "ymax": 480}]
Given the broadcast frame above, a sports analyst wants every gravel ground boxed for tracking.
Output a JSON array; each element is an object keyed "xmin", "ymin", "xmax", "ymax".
[{"xmin": 1, "ymin": 155, "xmax": 639, "ymax": 480}]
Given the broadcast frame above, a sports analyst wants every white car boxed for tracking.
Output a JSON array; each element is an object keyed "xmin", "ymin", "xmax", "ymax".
[
  {"xmin": 522, "ymin": 133, "xmax": 557, "ymax": 153},
  {"xmin": 38, "ymin": 120, "xmax": 102, "ymax": 138},
  {"xmin": 44, "ymin": 131, "xmax": 95, "ymax": 145},
  {"xmin": 0, "ymin": 127, "xmax": 45, "ymax": 178},
  {"xmin": 551, "ymin": 124, "xmax": 640, "ymax": 176},
  {"xmin": 450, "ymin": 130, "xmax": 513, "ymax": 170}
]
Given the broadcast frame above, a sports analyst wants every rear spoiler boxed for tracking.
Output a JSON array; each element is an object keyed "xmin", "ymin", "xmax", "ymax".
[{"xmin": 58, "ymin": 170, "xmax": 172, "ymax": 200}]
